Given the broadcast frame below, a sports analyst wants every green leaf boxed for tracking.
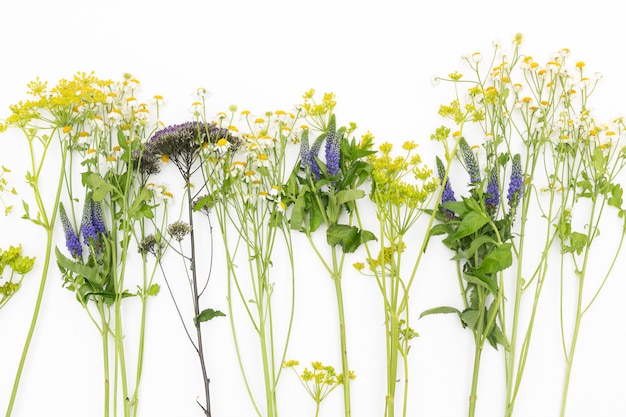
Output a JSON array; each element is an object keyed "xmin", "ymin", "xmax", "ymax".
[
  {"xmin": 419, "ymin": 306, "xmax": 461, "ymax": 319},
  {"xmin": 475, "ymin": 242, "xmax": 513, "ymax": 274},
  {"xmin": 195, "ymin": 308, "xmax": 226, "ymax": 323},
  {"xmin": 289, "ymin": 193, "xmax": 307, "ymax": 232},
  {"xmin": 308, "ymin": 194, "xmax": 325, "ymax": 232},
  {"xmin": 326, "ymin": 193, "xmax": 340, "ymax": 225},
  {"xmin": 451, "ymin": 235, "xmax": 497, "ymax": 260},
  {"xmin": 129, "ymin": 187, "xmax": 153, "ymax": 220},
  {"xmin": 326, "ymin": 224, "xmax": 376, "ymax": 253},
  {"xmin": 441, "ymin": 201, "xmax": 469, "ymax": 217},
  {"xmin": 461, "ymin": 309, "xmax": 480, "ymax": 330},
  {"xmin": 147, "ymin": 283, "xmax": 160, "ymax": 296},
  {"xmin": 336, "ymin": 189, "xmax": 364, "ymax": 206},
  {"xmin": 487, "ymin": 323, "xmax": 508, "ymax": 350},
  {"xmin": 193, "ymin": 195, "xmax": 216, "ymax": 212},
  {"xmin": 608, "ymin": 183, "xmax": 623, "ymax": 210},
  {"xmin": 453, "ymin": 211, "xmax": 490, "ymax": 240},
  {"xmin": 566, "ymin": 232, "xmax": 588, "ymax": 255},
  {"xmin": 83, "ymin": 172, "xmax": 116, "ymax": 201},
  {"xmin": 55, "ymin": 247, "xmax": 100, "ymax": 285},
  {"xmin": 591, "ymin": 147, "xmax": 607, "ymax": 177},
  {"xmin": 464, "ymin": 270, "xmax": 498, "ymax": 295}
]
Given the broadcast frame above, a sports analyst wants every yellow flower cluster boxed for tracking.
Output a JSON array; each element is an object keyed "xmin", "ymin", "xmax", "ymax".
[
  {"xmin": 4, "ymin": 72, "xmax": 111, "ymax": 130},
  {"xmin": 300, "ymin": 88, "xmax": 336, "ymax": 130},
  {"xmin": 369, "ymin": 141, "xmax": 437, "ymax": 208}
]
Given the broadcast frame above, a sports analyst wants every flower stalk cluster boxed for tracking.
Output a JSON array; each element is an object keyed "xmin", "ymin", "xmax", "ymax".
[{"xmin": 428, "ymin": 34, "xmax": 626, "ymax": 417}]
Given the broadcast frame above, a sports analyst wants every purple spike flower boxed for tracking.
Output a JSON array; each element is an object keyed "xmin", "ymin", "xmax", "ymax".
[
  {"xmin": 485, "ymin": 167, "xmax": 500, "ymax": 214},
  {"xmin": 324, "ymin": 115, "xmax": 341, "ymax": 177},
  {"xmin": 91, "ymin": 195, "xmax": 107, "ymax": 236},
  {"xmin": 507, "ymin": 154, "xmax": 523, "ymax": 214},
  {"xmin": 80, "ymin": 193, "xmax": 98, "ymax": 244},
  {"xmin": 299, "ymin": 128, "xmax": 311, "ymax": 170},
  {"xmin": 459, "ymin": 137, "xmax": 481, "ymax": 184},
  {"xmin": 60, "ymin": 203, "xmax": 82, "ymax": 259},
  {"xmin": 299, "ymin": 128, "xmax": 322, "ymax": 179},
  {"xmin": 308, "ymin": 132, "xmax": 325, "ymax": 179},
  {"xmin": 436, "ymin": 156, "xmax": 456, "ymax": 219}
]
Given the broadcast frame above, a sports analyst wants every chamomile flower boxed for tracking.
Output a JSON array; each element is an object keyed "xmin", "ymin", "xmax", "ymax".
[
  {"xmin": 243, "ymin": 169, "xmax": 258, "ymax": 183},
  {"xmin": 255, "ymin": 153, "xmax": 270, "ymax": 168},
  {"xmin": 215, "ymin": 137, "xmax": 230, "ymax": 152},
  {"xmin": 269, "ymin": 185, "xmax": 281, "ymax": 197}
]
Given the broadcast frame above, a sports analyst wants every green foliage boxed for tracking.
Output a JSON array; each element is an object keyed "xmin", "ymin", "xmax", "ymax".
[{"xmin": 195, "ymin": 308, "xmax": 226, "ymax": 323}]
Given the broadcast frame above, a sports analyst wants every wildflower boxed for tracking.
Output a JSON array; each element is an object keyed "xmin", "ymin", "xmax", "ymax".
[
  {"xmin": 167, "ymin": 221, "xmax": 193, "ymax": 242},
  {"xmin": 459, "ymin": 137, "xmax": 481, "ymax": 184},
  {"xmin": 436, "ymin": 156, "xmax": 456, "ymax": 219},
  {"xmin": 299, "ymin": 129, "xmax": 311, "ymax": 169},
  {"xmin": 276, "ymin": 199, "xmax": 286, "ymax": 213},
  {"xmin": 299, "ymin": 129, "xmax": 322, "ymax": 179},
  {"xmin": 138, "ymin": 234, "xmax": 165, "ymax": 257},
  {"xmin": 146, "ymin": 121, "xmax": 241, "ymax": 176},
  {"xmin": 485, "ymin": 167, "xmax": 500, "ymax": 215},
  {"xmin": 507, "ymin": 154, "xmax": 523, "ymax": 216},
  {"xmin": 60, "ymin": 203, "xmax": 82, "ymax": 259},
  {"xmin": 324, "ymin": 114, "xmax": 341, "ymax": 177},
  {"xmin": 132, "ymin": 148, "xmax": 161, "ymax": 176}
]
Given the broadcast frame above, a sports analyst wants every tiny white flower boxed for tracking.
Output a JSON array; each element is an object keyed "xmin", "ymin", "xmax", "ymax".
[{"xmin": 269, "ymin": 185, "xmax": 281, "ymax": 197}]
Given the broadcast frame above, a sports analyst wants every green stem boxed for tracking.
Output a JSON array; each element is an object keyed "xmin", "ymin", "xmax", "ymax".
[
  {"xmin": 258, "ymin": 310, "xmax": 275, "ymax": 417},
  {"xmin": 99, "ymin": 301, "xmax": 111, "ymax": 417},
  {"xmin": 5, "ymin": 136, "xmax": 66, "ymax": 417},
  {"xmin": 468, "ymin": 289, "xmax": 486, "ymax": 417},
  {"xmin": 559, "ymin": 198, "xmax": 597, "ymax": 417},
  {"xmin": 4, "ymin": 228, "xmax": 53, "ymax": 417},
  {"xmin": 331, "ymin": 247, "xmax": 351, "ymax": 417},
  {"xmin": 386, "ymin": 311, "xmax": 398, "ymax": 417}
]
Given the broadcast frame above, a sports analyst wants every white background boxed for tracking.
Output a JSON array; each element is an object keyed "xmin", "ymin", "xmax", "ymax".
[{"xmin": 1, "ymin": 1, "xmax": 626, "ymax": 416}]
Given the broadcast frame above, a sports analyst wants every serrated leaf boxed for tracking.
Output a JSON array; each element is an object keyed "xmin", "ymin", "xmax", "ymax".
[
  {"xmin": 461, "ymin": 309, "xmax": 480, "ymax": 330},
  {"xmin": 195, "ymin": 308, "xmax": 226, "ymax": 323},
  {"xmin": 463, "ymin": 270, "xmax": 498, "ymax": 295},
  {"xmin": 475, "ymin": 243, "xmax": 513, "ymax": 274},
  {"xmin": 326, "ymin": 224, "xmax": 376, "ymax": 253},
  {"xmin": 55, "ymin": 247, "xmax": 100, "ymax": 285}
]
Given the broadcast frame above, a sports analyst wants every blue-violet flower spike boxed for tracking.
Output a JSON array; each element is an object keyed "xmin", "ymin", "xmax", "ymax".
[
  {"xmin": 324, "ymin": 114, "xmax": 341, "ymax": 177},
  {"xmin": 308, "ymin": 132, "xmax": 325, "ymax": 180},
  {"xmin": 436, "ymin": 156, "xmax": 456, "ymax": 219},
  {"xmin": 299, "ymin": 129, "xmax": 310, "ymax": 170},
  {"xmin": 459, "ymin": 137, "xmax": 481, "ymax": 184},
  {"xmin": 485, "ymin": 167, "xmax": 500, "ymax": 214},
  {"xmin": 80, "ymin": 193, "xmax": 98, "ymax": 244},
  {"xmin": 91, "ymin": 195, "xmax": 107, "ymax": 236},
  {"xmin": 60, "ymin": 203, "xmax": 82, "ymax": 259},
  {"xmin": 507, "ymin": 154, "xmax": 523, "ymax": 213}
]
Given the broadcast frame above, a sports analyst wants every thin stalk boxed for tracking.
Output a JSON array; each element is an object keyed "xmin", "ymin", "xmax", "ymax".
[
  {"xmin": 131, "ymin": 257, "xmax": 149, "ymax": 417},
  {"xmin": 99, "ymin": 301, "xmax": 111, "ymax": 417},
  {"xmin": 186, "ymin": 184, "xmax": 212, "ymax": 417},
  {"xmin": 5, "ymin": 135, "xmax": 66, "ymax": 417},
  {"xmin": 468, "ymin": 287, "xmax": 486, "ymax": 417},
  {"xmin": 559, "ymin": 200, "xmax": 597, "ymax": 417},
  {"xmin": 331, "ymin": 247, "xmax": 351, "ymax": 417}
]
